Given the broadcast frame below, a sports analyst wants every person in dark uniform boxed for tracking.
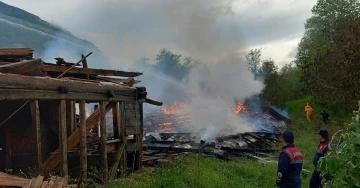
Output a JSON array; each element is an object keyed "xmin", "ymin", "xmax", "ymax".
[
  {"xmin": 276, "ymin": 130, "xmax": 303, "ymax": 188},
  {"xmin": 320, "ymin": 111, "xmax": 329, "ymax": 124},
  {"xmin": 310, "ymin": 129, "xmax": 331, "ymax": 188}
]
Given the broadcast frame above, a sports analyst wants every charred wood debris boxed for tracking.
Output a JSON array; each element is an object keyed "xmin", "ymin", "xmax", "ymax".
[{"xmin": 141, "ymin": 107, "xmax": 290, "ymax": 165}]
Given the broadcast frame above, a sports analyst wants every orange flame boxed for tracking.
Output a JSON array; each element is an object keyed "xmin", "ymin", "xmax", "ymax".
[
  {"xmin": 234, "ymin": 102, "xmax": 247, "ymax": 115},
  {"xmin": 162, "ymin": 102, "xmax": 183, "ymax": 114}
]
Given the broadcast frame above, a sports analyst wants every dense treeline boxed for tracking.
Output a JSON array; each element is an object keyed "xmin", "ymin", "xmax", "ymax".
[
  {"xmin": 244, "ymin": 49, "xmax": 305, "ymax": 108},
  {"xmin": 255, "ymin": 0, "xmax": 360, "ymax": 111},
  {"xmin": 295, "ymin": 0, "xmax": 360, "ymax": 110}
]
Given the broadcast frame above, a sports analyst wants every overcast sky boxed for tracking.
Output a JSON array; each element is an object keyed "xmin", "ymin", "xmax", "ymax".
[{"xmin": 2, "ymin": 0, "xmax": 316, "ymax": 68}]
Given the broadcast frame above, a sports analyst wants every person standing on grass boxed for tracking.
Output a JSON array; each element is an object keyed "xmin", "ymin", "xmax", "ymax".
[
  {"xmin": 320, "ymin": 111, "xmax": 329, "ymax": 124},
  {"xmin": 305, "ymin": 103, "xmax": 314, "ymax": 121},
  {"xmin": 276, "ymin": 131, "xmax": 303, "ymax": 188},
  {"xmin": 310, "ymin": 129, "xmax": 331, "ymax": 188}
]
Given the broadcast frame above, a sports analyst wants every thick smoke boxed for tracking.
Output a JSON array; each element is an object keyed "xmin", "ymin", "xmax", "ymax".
[
  {"xmin": 131, "ymin": 0, "xmax": 264, "ymax": 140},
  {"xmin": 185, "ymin": 55, "xmax": 263, "ymax": 141}
]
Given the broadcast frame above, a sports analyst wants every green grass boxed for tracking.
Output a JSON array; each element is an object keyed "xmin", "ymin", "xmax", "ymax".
[{"xmin": 106, "ymin": 97, "xmax": 350, "ymax": 188}]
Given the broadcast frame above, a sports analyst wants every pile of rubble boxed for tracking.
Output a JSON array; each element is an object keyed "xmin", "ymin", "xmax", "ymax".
[{"xmin": 142, "ymin": 131, "xmax": 282, "ymax": 165}]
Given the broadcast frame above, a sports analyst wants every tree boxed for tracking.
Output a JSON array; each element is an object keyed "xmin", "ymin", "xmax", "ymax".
[
  {"xmin": 296, "ymin": 0, "xmax": 360, "ymax": 110},
  {"xmin": 245, "ymin": 48, "xmax": 262, "ymax": 79}
]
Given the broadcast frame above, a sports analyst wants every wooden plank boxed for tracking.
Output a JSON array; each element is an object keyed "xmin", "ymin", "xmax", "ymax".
[
  {"xmin": 126, "ymin": 143, "xmax": 143, "ymax": 152},
  {"xmin": 30, "ymin": 100, "xmax": 42, "ymax": 172},
  {"xmin": 47, "ymin": 176, "xmax": 56, "ymax": 187},
  {"xmin": 41, "ymin": 65, "xmax": 143, "ymax": 77},
  {"xmin": 59, "ymin": 100, "xmax": 68, "ymax": 177},
  {"xmin": 79, "ymin": 100, "xmax": 87, "ymax": 182},
  {"xmin": 66, "ymin": 101, "xmax": 76, "ymax": 136},
  {"xmin": 0, "ymin": 73, "xmax": 138, "ymax": 96},
  {"xmin": 52, "ymin": 177, "xmax": 61, "ymax": 188},
  {"xmin": 0, "ymin": 48, "xmax": 33, "ymax": 58},
  {"xmin": 94, "ymin": 76, "xmax": 141, "ymax": 84},
  {"xmin": 125, "ymin": 127, "xmax": 142, "ymax": 135},
  {"xmin": 29, "ymin": 176, "xmax": 44, "ymax": 188},
  {"xmin": 125, "ymin": 118, "xmax": 142, "ymax": 127},
  {"xmin": 24, "ymin": 178, "xmax": 34, "ymax": 188},
  {"xmin": 99, "ymin": 101, "xmax": 108, "ymax": 183},
  {"xmin": 0, "ymin": 59, "xmax": 43, "ymax": 75},
  {"xmin": 109, "ymin": 143, "xmax": 126, "ymax": 181},
  {"xmin": 40, "ymin": 102, "xmax": 116, "ymax": 175},
  {"xmin": 124, "ymin": 110, "xmax": 141, "ymax": 118},
  {"xmin": 40, "ymin": 181, "xmax": 48, "ymax": 188},
  {"xmin": 112, "ymin": 103, "xmax": 120, "ymax": 139},
  {"xmin": 0, "ymin": 89, "xmax": 136, "ymax": 102},
  {"xmin": 119, "ymin": 102, "xmax": 127, "ymax": 175},
  {"xmin": 0, "ymin": 172, "xmax": 31, "ymax": 187}
]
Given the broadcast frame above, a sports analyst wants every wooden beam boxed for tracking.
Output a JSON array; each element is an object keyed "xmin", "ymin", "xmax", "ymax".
[
  {"xmin": 0, "ymin": 48, "xmax": 33, "ymax": 59},
  {"xmin": 79, "ymin": 100, "xmax": 87, "ymax": 184},
  {"xmin": 112, "ymin": 103, "xmax": 120, "ymax": 139},
  {"xmin": 0, "ymin": 73, "xmax": 138, "ymax": 96},
  {"xmin": 41, "ymin": 102, "xmax": 116, "ymax": 175},
  {"xmin": 0, "ymin": 89, "xmax": 136, "ymax": 102},
  {"xmin": 94, "ymin": 76, "xmax": 141, "ymax": 84},
  {"xmin": 66, "ymin": 101, "xmax": 76, "ymax": 136},
  {"xmin": 0, "ymin": 59, "xmax": 43, "ymax": 76},
  {"xmin": 41, "ymin": 65, "xmax": 143, "ymax": 77},
  {"xmin": 109, "ymin": 143, "xmax": 126, "ymax": 181},
  {"xmin": 119, "ymin": 102, "xmax": 127, "ymax": 175},
  {"xmin": 59, "ymin": 100, "xmax": 68, "ymax": 177},
  {"xmin": 100, "ymin": 101, "xmax": 109, "ymax": 183},
  {"xmin": 30, "ymin": 100, "xmax": 42, "ymax": 172}
]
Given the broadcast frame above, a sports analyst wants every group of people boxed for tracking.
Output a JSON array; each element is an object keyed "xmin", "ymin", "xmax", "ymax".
[
  {"xmin": 305, "ymin": 103, "xmax": 330, "ymax": 124},
  {"xmin": 276, "ymin": 129, "xmax": 331, "ymax": 188}
]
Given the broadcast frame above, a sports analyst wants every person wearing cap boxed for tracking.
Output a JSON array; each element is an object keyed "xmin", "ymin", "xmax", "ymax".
[
  {"xmin": 310, "ymin": 129, "xmax": 331, "ymax": 188},
  {"xmin": 276, "ymin": 131, "xmax": 303, "ymax": 188}
]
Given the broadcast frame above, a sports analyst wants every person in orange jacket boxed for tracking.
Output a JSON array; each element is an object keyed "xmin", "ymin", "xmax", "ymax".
[{"xmin": 305, "ymin": 103, "xmax": 314, "ymax": 121}]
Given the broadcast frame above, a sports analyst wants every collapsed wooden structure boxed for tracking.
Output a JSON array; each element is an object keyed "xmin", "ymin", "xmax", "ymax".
[{"xmin": 0, "ymin": 48, "xmax": 162, "ymax": 186}]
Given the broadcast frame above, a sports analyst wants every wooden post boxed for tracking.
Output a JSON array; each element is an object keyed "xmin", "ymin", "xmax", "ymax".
[
  {"xmin": 112, "ymin": 103, "xmax": 120, "ymax": 139},
  {"xmin": 79, "ymin": 100, "xmax": 87, "ymax": 184},
  {"xmin": 30, "ymin": 100, "xmax": 42, "ymax": 172},
  {"xmin": 66, "ymin": 101, "xmax": 76, "ymax": 136},
  {"xmin": 100, "ymin": 101, "xmax": 108, "ymax": 183},
  {"xmin": 40, "ymin": 102, "xmax": 116, "ymax": 174},
  {"xmin": 59, "ymin": 100, "xmax": 68, "ymax": 176},
  {"xmin": 119, "ymin": 102, "xmax": 127, "ymax": 175}
]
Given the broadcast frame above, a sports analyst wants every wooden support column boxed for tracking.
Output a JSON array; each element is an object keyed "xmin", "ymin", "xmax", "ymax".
[
  {"xmin": 59, "ymin": 100, "xmax": 68, "ymax": 177},
  {"xmin": 100, "ymin": 101, "xmax": 108, "ymax": 183},
  {"xmin": 66, "ymin": 101, "xmax": 76, "ymax": 137},
  {"xmin": 41, "ymin": 102, "xmax": 116, "ymax": 175},
  {"xmin": 119, "ymin": 102, "xmax": 127, "ymax": 174},
  {"xmin": 30, "ymin": 100, "xmax": 42, "ymax": 172},
  {"xmin": 79, "ymin": 100, "xmax": 87, "ymax": 184},
  {"xmin": 112, "ymin": 103, "xmax": 120, "ymax": 139}
]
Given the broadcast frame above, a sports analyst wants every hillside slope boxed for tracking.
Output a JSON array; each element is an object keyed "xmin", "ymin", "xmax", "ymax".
[{"xmin": 0, "ymin": 1, "xmax": 109, "ymax": 68}]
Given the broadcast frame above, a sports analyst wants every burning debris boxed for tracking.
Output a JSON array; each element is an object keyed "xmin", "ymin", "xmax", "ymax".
[{"xmin": 141, "ymin": 102, "xmax": 290, "ymax": 165}]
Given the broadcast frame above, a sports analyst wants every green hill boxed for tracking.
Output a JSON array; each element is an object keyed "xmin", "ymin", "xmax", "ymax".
[{"xmin": 0, "ymin": 1, "xmax": 109, "ymax": 68}]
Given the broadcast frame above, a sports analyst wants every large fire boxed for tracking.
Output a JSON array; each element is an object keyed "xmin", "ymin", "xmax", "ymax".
[
  {"xmin": 234, "ymin": 102, "xmax": 247, "ymax": 115},
  {"xmin": 162, "ymin": 102, "xmax": 185, "ymax": 114}
]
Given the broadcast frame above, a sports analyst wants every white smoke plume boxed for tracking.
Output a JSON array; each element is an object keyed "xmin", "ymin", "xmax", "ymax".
[
  {"xmin": 36, "ymin": 0, "xmax": 265, "ymax": 140},
  {"xmin": 185, "ymin": 55, "xmax": 263, "ymax": 141}
]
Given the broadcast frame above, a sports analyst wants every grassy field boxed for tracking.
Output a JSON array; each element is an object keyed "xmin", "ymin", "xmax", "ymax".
[{"xmin": 107, "ymin": 97, "xmax": 349, "ymax": 188}]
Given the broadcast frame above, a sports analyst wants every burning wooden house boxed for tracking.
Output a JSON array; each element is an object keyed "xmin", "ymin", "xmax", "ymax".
[{"xmin": 0, "ymin": 48, "xmax": 162, "ymax": 186}]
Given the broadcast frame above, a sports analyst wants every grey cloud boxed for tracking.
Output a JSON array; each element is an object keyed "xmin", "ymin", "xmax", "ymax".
[{"xmin": 3, "ymin": 0, "xmax": 316, "ymax": 66}]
